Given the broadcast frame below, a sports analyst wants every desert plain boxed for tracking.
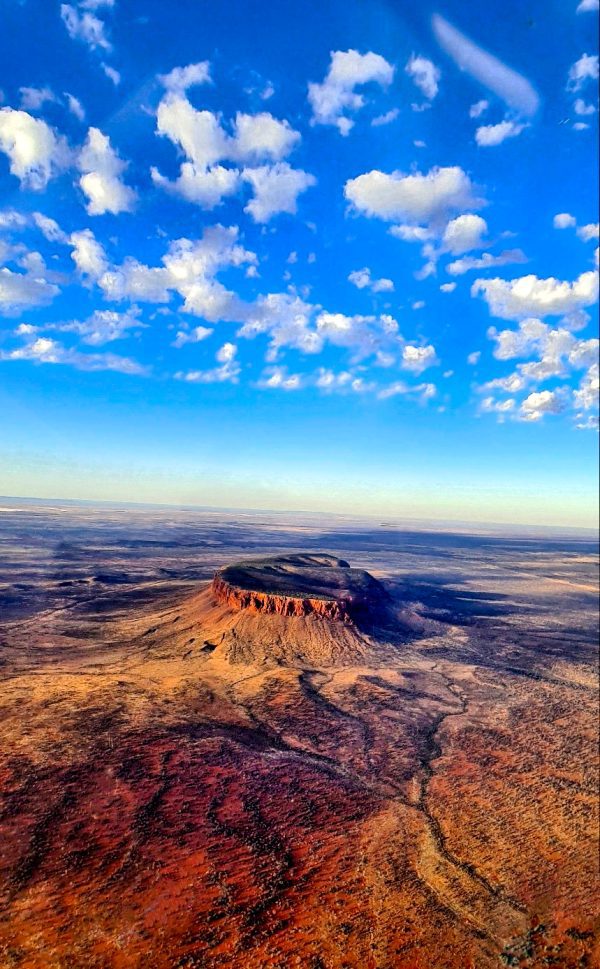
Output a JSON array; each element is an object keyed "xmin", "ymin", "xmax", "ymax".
[{"xmin": 0, "ymin": 498, "xmax": 598, "ymax": 969}]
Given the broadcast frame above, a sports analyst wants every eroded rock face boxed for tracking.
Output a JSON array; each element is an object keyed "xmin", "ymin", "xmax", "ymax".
[
  {"xmin": 211, "ymin": 553, "xmax": 386, "ymax": 622},
  {"xmin": 212, "ymin": 575, "xmax": 353, "ymax": 620}
]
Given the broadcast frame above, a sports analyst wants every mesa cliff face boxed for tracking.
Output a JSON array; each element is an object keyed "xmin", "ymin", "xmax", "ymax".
[{"xmin": 212, "ymin": 574, "xmax": 353, "ymax": 621}]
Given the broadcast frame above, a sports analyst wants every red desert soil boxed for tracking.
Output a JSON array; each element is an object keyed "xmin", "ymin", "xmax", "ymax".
[{"xmin": 0, "ymin": 551, "xmax": 598, "ymax": 969}]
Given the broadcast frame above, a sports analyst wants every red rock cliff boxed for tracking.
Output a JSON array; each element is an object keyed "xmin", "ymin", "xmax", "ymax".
[{"xmin": 211, "ymin": 575, "xmax": 353, "ymax": 622}]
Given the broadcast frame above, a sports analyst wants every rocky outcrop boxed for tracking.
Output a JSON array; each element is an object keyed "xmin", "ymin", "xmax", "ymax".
[{"xmin": 212, "ymin": 575, "xmax": 353, "ymax": 621}]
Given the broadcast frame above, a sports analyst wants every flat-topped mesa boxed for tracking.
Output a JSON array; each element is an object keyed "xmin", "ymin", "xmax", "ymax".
[{"xmin": 212, "ymin": 553, "xmax": 386, "ymax": 623}]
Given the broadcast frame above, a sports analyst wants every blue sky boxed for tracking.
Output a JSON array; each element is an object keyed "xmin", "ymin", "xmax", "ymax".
[{"xmin": 0, "ymin": 0, "xmax": 598, "ymax": 527}]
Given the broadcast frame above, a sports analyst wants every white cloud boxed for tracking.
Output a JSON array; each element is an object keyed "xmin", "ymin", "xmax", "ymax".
[
  {"xmin": 77, "ymin": 127, "xmax": 137, "ymax": 215},
  {"xmin": 467, "ymin": 350, "xmax": 481, "ymax": 365},
  {"xmin": 345, "ymin": 165, "xmax": 481, "ymax": 224},
  {"xmin": 0, "ymin": 334, "xmax": 146, "ymax": 374},
  {"xmin": 472, "ymin": 270, "xmax": 599, "ymax": 320},
  {"xmin": 481, "ymin": 396, "xmax": 515, "ymax": 415},
  {"xmin": 371, "ymin": 108, "xmax": 399, "ymax": 127},
  {"xmin": 577, "ymin": 223, "xmax": 599, "ymax": 242},
  {"xmin": 348, "ymin": 266, "xmax": 394, "ymax": 293},
  {"xmin": 155, "ymin": 99, "xmax": 229, "ymax": 169},
  {"xmin": 176, "ymin": 342, "xmax": 240, "ymax": 384},
  {"xmin": 554, "ymin": 212, "xmax": 577, "ymax": 229},
  {"xmin": 574, "ymin": 363, "xmax": 599, "ymax": 411},
  {"xmin": 405, "ymin": 55, "xmax": 440, "ymax": 100},
  {"xmin": 475, "ymin": 120, "xmax": 526, "ymax": 147},
  {"xmin": 69, "ymin": 228, "xmax": 109, "ymax": 278},
  {"xmin": 101, "ymin": 64, "xmax": 120, "ymax": 86},
  {"xmin": 153, "ymin": 95, "xmax": 308, "ymax": 215},
  {"xmin": 241, "ymin": 163, "xmax": 315, "ymax": 222},
  {"xmin": 378, "ymin": 380, "xmax": 436, "ymax": 401},
  {"xmin": 567, "ymin": 53, "xmax": 599, "ymax": 91},
  {"xmin": 520, "ymin": 389, "xmax": 565, "ymax": 421},
  {"xmin": 469, "ymin": 99, "xmax": 489, "ymax": 118},
  {"xmin": 60, "ymin": 4, "xmax": 111, "ymax": 51},
  {"xmin": 0, "ymin": 108, "xmax": 69, "ymax": 190},
  {"xmin": 308, "ymin": 49, "xmax": 394, "ymax": 135},
  {"xmin": 0, "ymin": 266, "xmax": 59, "ymax": 314},
  {"xmin": 172, "ymin": 326, "xmax": 213, "ymax": 348},
  {"xmin": 151, "ymin": 162, "xmax": 240, "ymax": 209},
  {"xmin": 233, "ymin": 113, "xmax": 300, "ymax": 162},
  {"xmin": 440, "ymin": 282, "xmax": 456, "ymax": 292},
  {"xmin": 100, "ymin": 224, "xmax": 255, "ymax": 319},
  {"xmin": 577, "ymin": 0, "xmax": 599, "ymax": 11},
  {"xmin": 389, "ymin": 224, "xmax": 434, "ymax": 243},
  {"xmin": 56, "ymin": 307, "xmax": 143, "ymax": 345},
  {"xmin": 574, "ymin": 98, "xmax": 596, "ymax": 115},
  {"xmin": 442, "ymin": 213, "xmax": 487, "ymax": 254},
  {"xmin": 65, "ymin": 92, "xmax": 85, "ymax": 121},
  {"xmin": 401, "ymin": 343, "xmax": 437, "ymax": 373},
  {"xmin": 432, "ymin": 14, "xmax": 539, "ymax": 116},
  {"xmin": 257, "ymin": 366, "xmax": 304, "ymax": 390},
  {"xmin": 159, "ymin": 62, "xmax": 211, "ymax": 93},
  {"xmin": 19, "ymin": 87, "xmax": 57, "ymax": 111},
  {"xmin": 31, "ymin": 212, "xmax": 67, "ymax": 243},
  {"xmin": 447, "ymin": 248, "xmax": 527, "ymax": 276}
]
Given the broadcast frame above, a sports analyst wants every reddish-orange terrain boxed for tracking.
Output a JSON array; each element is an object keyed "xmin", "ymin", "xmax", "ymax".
[{"xmin": 0, "ymin": 503, "xmax": 598, "ymax": 968}]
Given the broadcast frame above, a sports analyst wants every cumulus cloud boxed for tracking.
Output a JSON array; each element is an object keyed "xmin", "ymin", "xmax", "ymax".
[
  {"xmin": 554, "ymin": 212, "xmax": 577, "ymax": 229},
  {"xmin": 159, "ymin": 61, "xmax": 211, "ymax": 93},
  {"xmin": 60, "ymin": 3, "xmax": 111, "ymax": 51},
  {"xmin": 348, "ymin": 266, "xmax": 394, "ymax": 293},
  {"xmin": 475, "ymin": 119, "xmax": 526, "ymax": 146},
  {"xmin": 151, "ymin": 163, "xmax": 239, "ymax": 209},
  {"xmin": 257, "ymin": 366, "xmax": 304, "ymax": 390},
  {"xmin": 99, "ymin": 224, "xmax": 256, "ymax": 320},
  {"xmin": 0, "ymin": 334, "xmax": 146, "ymax": 374},
  {"xmin": 447, "ymin": 248, "xmax": 527, "ymax": 276},
  {"xmin": 378, "ymin": 380, "xmax": 436, "ymax": 401},
  {"xmin": 432, "ymin": 14, "xmax": 539, "ymax": 116},
  {"xmin": 405, "ymin": 55, "xmax": 440, "ymax": 100},
  {"xmin": 574, "ymin": 98, "xmax": 597, "ymax": 115},
  {"xmin": 19, "ymin": 87, "xmax": 57, "ymax": 111},
  {"xmin": 401, "ymin": 343, "xmax": 438, "ymax": 373},
  {"xmin": 152, "ymin": 95, "xmax": 311, "ymax": 217},
  {"xmin": 69, "ymin": 228, "xmax": 109, "ymax": 278},
  {"xmin": 481, "ymin": 396, "xmax": 515, "ymax": 415},
  {"xmin": 472, "ymin": 270, "xmax": 599, "ymax": 320},
  {"xmin": 176, "ymin": 342, "xmax": 240, "ymax": 384},
  {"xmin": 0, "ymin": 266, "xmax": 59, "ymax": 314},
  {"xmin": 308, "ymin": 49, "xmax": 394, "ymax": 135},
  {"xmin": 574, "ymin": 363, "xmax": 599, "ymax": 412},
  {"xmin": 345, "ymin": 165, "xmax": 481, "ymax": 225},
  {"xmin": 241, "ymin": 163, "xmax": 315, "ymax": 222},
  {"xmin": 440, "ymin": 282, "xmax": 457, "ymax": 292},
  {"xmin": 577, "ymin": 223, "xmax": 599, "ymax": 242},
  {"xmin": 32, "ymin": 212, "xmax": 68, "ymax": 243},
  {"xmin": 469, "ymin": 99, "xmax": 489, "ymax": 118},
  {"xmin": 520, "ymin": 389, "xmax": 565, "ymax": 421},
  {"xmin": 56, "ymin": 307, "xmax": 143, "ymax": 345},
  {"xmin": 172, "ymin": 325, "xmax": 213, "ymax": 348},
  {"xmin": 567, "ymin": 53, "xmax": 599, "ymax": 91},
  {"xmin": 0, "ymin": 108, "xmax": 69, "ymax": 189},
  {"xmin": 442, "ymin": 213, "xmax": 488, "ymax": 254},
  {"xmin": 233, "ymin": 113, "xmax": 301, "ymax": 162},
  {"xmin": 77, "ymin": 127, "xmax": 137, "ymax": 215},
  {"xmin": 576, "ymin": 0, "xmax": 599, "ymax": 11}
]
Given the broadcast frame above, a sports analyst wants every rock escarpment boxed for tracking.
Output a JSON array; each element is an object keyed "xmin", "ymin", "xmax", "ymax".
[{"xmin": 212, "ymin": 553, "xmax": 387, "ymax": 623}]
